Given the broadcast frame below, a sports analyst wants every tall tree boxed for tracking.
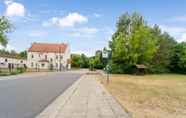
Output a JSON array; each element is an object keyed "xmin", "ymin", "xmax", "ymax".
[
  {"xmin": 169, "ymin": 43, "xmax": 186, "ymax": 74},
  {"xmin": 109, "ymin": 12, "xmax": 157, "ymax": 73},
  {"xmin": 79, "ymin": 54, "xmax": 89, "ymax": 68},
  {"xmin": 0, "ymin": 16, "xmax": 12, "ymax": 46},
  {"xmin": 71, "ymin": 54, "xmax": 81, "ymax": 68},
  {"xmin": 19, "ymin": 51, "xmax": 27, "ymax": 59},
  {"xmin": 150, "ymin": 26, "xmax": 177, "ymax": 73}
]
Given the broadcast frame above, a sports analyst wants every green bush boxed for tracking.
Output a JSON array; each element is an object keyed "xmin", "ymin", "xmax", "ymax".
[
  {"xmin": 148, "ymin": 65, "xmax": 170, "ymax": 74},
  {"xmin": 16, "ymin": 67, "xmax": 26, "ymax": 73}
]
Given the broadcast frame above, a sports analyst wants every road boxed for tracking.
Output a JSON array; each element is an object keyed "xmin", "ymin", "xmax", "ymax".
[{"xmin": 0, "ymin": 72, "xmax": 82, "ymax": 118}]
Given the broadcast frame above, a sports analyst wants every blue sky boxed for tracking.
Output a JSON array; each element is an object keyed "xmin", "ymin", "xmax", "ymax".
[{"xmin": 0, "ymin": 0, "xmax": 186, "ymax": 56}]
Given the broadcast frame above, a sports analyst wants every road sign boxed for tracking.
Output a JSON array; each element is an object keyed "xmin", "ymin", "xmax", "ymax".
[
  {"xmin": 103, "ymin": 50, "xmax": 108, "ymax": 58},
  {"xmin": 105, "ymin": 64, "xmax": 111, "ymax": 84}
]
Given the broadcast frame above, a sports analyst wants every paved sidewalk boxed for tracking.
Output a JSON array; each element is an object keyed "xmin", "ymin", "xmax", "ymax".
[{"xmin": 37, "ymin": 75, "xmax": 130, "ymax": 118}]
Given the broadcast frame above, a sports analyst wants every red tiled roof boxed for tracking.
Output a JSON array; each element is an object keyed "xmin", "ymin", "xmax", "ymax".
[{"xmin": 28, "ymin": 42, "xmax": 68, "ymax": 53}]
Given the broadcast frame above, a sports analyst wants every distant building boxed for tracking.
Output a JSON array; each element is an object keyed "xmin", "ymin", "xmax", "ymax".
[
  {"xmin": 27, "ymin": 42, "xmax": 71, "ymax": 71},
  {"xmin": 0, "ymin": 54, "xmax": 27, "ymax": 71}
]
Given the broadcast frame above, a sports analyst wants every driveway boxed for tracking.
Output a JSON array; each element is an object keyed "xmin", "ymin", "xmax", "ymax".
[{"xmin": 0, "ymin": 72, "xmax": 82, "ymax": 118}]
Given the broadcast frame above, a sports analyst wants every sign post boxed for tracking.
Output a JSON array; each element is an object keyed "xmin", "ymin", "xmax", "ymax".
[{"xmin": 106, "ymin": 64, "xmax": 111, "ymax": 84}]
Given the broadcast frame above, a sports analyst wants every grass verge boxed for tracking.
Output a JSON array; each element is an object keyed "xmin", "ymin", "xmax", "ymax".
[{"xmin": 99, "ymin": 74, "xmax": 186, "ymax": 118}]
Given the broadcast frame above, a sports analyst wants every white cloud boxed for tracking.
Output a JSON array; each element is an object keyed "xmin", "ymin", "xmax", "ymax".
[
  {"xmin": 179, "ymin": 33, "xmax": 186, "ymax": 42},
  {"xmin": 74, "ymin": 27, "xmax": 98, "ymax": 34},
  {"xmin": 170, "ymin": 15, "xmax": 186, "ymax": 22},
  {"xmin": 160, "ymin": 25, "xmax": 186, "ymax": 42},
  {"xmin": 43, "ymin": 12, "xmax": 88, "ymax": 28},
  {"xmin": 0, "ymin": 44, "xmax": 16, "ymax": 51},
  {"xmin": 160, "ymin": 25, "xmax": 186, "ymax": 34},
  {"xmin": 4, "ymin": 0, "xmax": 13, "ymax": 5},
  {"xmin": 93, "ymin": 13, "xmax": 101, "ymax": 18},
  {"xmin": 69, "ymin": 27, "xmax": 98, "ymax": 38},
  {"xmin": 28, "ymin": 31, "xmax": 48, "ymax": 37},
  {"xmin": 4, "ymin": 0, "xmax": 25, "ymax": 17}
]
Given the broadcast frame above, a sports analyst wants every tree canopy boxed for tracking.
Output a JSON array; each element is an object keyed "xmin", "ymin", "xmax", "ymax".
[
  {"xmin": 0, "ymin": 16, "xmax": 12, "ymax": 46},
  {"xmin": 109, "ymin": 12, "xmax": 178, "ymax": 74}
]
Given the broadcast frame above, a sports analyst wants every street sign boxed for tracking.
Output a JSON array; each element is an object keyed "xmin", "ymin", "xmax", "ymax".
[
  {"xmin": 103, "ymin": 50, "xmax": 108, "ymax": 58},
  {"xmin": 105, "ymin": 64, "xmax": 111, "ymax": 84}
]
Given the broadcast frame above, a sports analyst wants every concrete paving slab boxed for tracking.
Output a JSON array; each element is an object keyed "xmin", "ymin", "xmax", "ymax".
[{"xmin": 37, "ymin": 74, "xmax": 130, "ymax": 118}]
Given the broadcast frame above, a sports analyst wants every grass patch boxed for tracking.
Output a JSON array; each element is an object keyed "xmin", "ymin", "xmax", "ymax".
[
  {"xmin": 99, "ymin": 74, "xmax": 186, "ymax": 118},
  {"xmin": 0, "ymin": 68, "xmax": 26, "ymax": 76}
]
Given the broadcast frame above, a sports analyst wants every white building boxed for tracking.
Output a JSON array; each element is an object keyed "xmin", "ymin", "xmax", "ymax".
[
  {"xmin": 27, "ymin": 42, "xmax": 71, "ymax": 71},
  {"xmin": 0, "ymin": 55, "xmax": 27, "ymax": 70}
]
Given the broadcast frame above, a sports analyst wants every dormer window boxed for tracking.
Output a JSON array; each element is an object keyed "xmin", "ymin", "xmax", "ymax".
[
  {"xmin": 60, "ymin": 56, "xmax": 63, "ymax": 59},
  {"xmin": 5, "ymin": 59, "xmax": 8, "ymax": 62}
]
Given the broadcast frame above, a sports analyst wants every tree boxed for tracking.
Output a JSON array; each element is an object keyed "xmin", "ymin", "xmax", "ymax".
[
  {"xmin": 0, "ymin": 16, "xmax": 12, "ymax": 46},
  {"xmin": 19, "ymin": 51, "xmax": 27, "ymax": 59},
  {"xmin": 150, "ymin": 26, "xmax": 177, "ymax": 73},
  {"xmin": 71, "ymin": 54, "xmax": 81, "ymax": 68},
  {"xmin": 79, "ymin": 54, "xmax": 89, "ymax": 68},
  {"xmin": 169, "ymin": 43, "xmax": 186, "ymax": 74},
  {"xmin": 109, "ymin": 12, "xmax": 157, "ymax": 73},
  {"xmin": 89, "ymin": 57, "xmax": 96, "ymax": 71}
]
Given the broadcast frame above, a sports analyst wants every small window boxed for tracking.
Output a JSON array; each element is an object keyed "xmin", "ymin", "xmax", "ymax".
[
  {"xmin": 31, "ymin": 62, "xmax": 34, "ymax": 67},
  {"xmin": 1, "ymin": 63, "xmax": 5, "ymax": 65},
  {"xmin": 5, "ymin": 59, "xmax": 8, "ymax": 62},
  {"xmin": 45, "ymin": 55, "xmax": 47, "ymax": 60},
  {"xmin": 56, "ymin": 63, "xmax": 58, "ymax": 67},
  {"xmin": 20, "ymin": 60, "xmax": 23, "ymax": 63},
  {"xmin": 31, "ymin": 55, "xmax": 34, "ymax": 58},
  {"xmin": 50, "ymin": 58, "xmax": 53, "ymax": 62},
  {"xmin": 56, "ymin": 56, "xmax": 58, "ymax": 59},
  {"xmin": 42, "ymin": 64, "xmax": 45, "ymax": 67},
  {"xmin": 60, "ymin": 56, "xmax": 63, "ymax": 59}
]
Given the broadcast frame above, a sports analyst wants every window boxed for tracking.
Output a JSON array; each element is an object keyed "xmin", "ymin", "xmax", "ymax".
[
  {"xmin": 31, "ymin": 62, "xmax": 34, "ymax": 67},
  {"xmin": 31, "ymin": 54, "xmax": 34, "ymax": 58},
  {"xmin": 56, "ymin": 55, "xmax": 58, "ymax": 59},
  {"xmin": 50, "ymin": 58, "xmax": 53, "ymax": 62},
  {"xmin": 20, "ymin": 60, "xmax": 23, "ymax": 63},
  {"xmin": 5, "ymin": 59, "xmax": 8, "ymax": 62},
  {"xmin": 60, "ymin": 56, "xmax": 63, "ymax": 59},
  {"xmin": 45, "ymin": 55, "xmax": 47, "ymax": 60},
  {"xmin": 42, "ymin": 63, "xmax": 45, "ymax": 67},
  {"xmin": 1, "ymin": 63, "xmax": 5, "ymax": 65},
  {"xmin": 56, "ymin": 63, "xmax": 58, "ymax": 67}
]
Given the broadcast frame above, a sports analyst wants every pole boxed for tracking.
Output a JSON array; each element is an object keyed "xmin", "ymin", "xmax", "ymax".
[{"xmin": 107, "ymin": 72, "xmax": 109, "ymax": 84}]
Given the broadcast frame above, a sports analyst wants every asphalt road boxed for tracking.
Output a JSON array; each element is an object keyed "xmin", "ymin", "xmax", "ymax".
[{"xmin": 0, "ymin": 72, "xmax": 82, "ymax": 118}]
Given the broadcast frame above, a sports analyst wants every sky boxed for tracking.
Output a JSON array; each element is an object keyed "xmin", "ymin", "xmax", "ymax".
[{"xmin": 0, "ymin": 0, "xmax": 186, "ymax": 56}]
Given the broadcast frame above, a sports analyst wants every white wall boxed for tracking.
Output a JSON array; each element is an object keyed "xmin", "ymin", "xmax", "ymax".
[{"xmin": 0, "ymin": 57, "xmax": 26, "ymax": 69}]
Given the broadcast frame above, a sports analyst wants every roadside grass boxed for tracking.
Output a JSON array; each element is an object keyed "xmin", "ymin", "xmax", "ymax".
[
  {"xmin": 99, "ymin": 74, "xmax": 186, "ymax": 118},
  {"xmin": 0, "ymin": 68, "xmax": 25, "ymax": 76}
]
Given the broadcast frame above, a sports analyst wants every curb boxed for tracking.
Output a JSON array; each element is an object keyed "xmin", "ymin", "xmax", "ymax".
[{"xmin": 36, "ymin": 75, "xmax": 83, "ymax": 118}]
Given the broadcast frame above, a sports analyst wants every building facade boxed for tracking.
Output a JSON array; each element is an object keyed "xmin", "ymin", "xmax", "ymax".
[
  {"xmin": 27, "ymin": 43, "xmax": 71, "ymax": 71},
  {"xmin": 0, "ymin": 55, "xmax": 27, "ymax": 71}
]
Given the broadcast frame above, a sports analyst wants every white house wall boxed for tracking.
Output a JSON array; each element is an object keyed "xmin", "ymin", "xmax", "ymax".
[
  {"xmin": 27, "ymin": 48, "xmax": 71, "ymax": 70},
  {"xmin": 0, "ymin": 57, "xmax": 26, "ymax": 69}
]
